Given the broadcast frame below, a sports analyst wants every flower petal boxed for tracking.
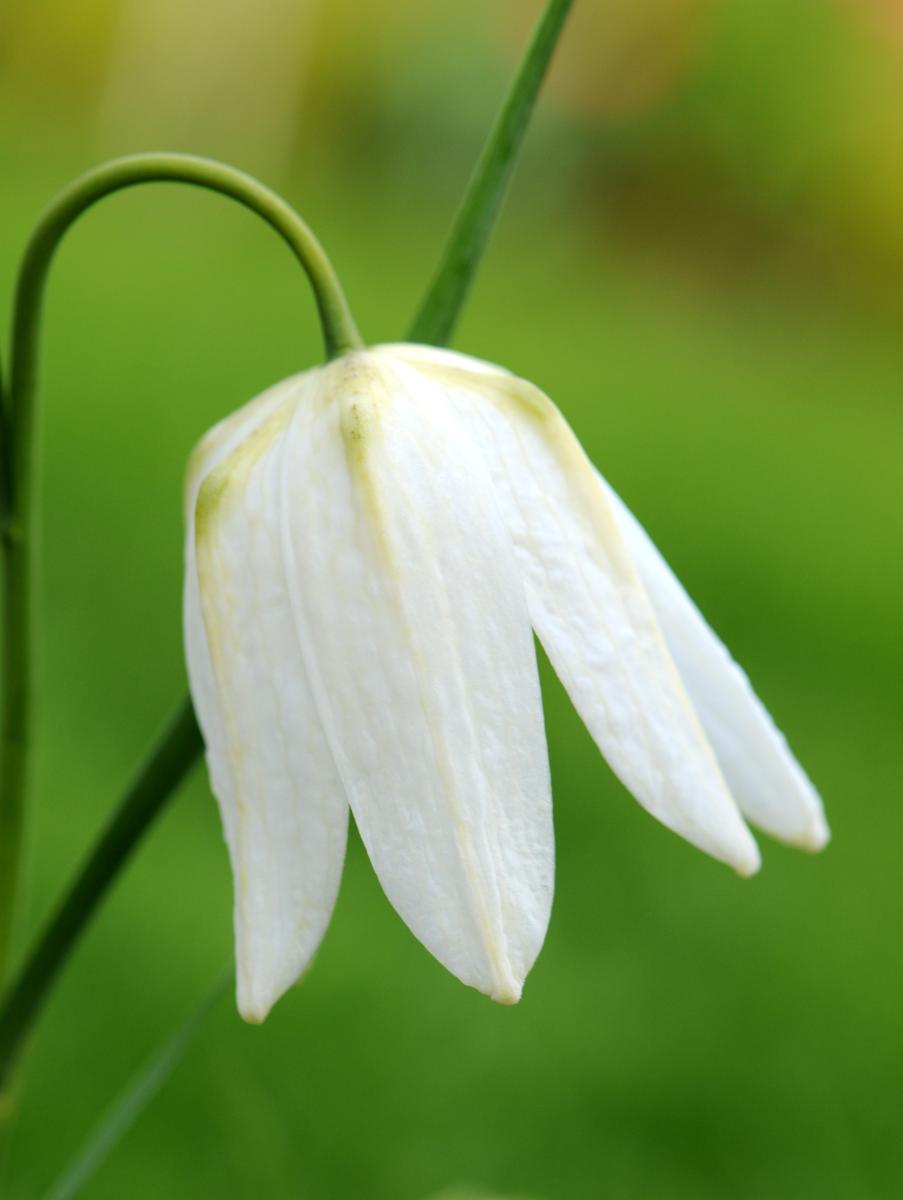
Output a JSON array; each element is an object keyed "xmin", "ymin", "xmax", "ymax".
[
  {"xmin": 278, "ymin": 353, "xmax": 554, "ymax": 1003},
  {"xmin": 186, "ymin": 373, "xmax": 349, "ymax": 1022},
  {"xmin": 599, "ymin": 482, "xmax": 829, "ymax": 850},
  {"xmin": 393, "ymin": 346, "xmax": 759, "ymax": 876}
]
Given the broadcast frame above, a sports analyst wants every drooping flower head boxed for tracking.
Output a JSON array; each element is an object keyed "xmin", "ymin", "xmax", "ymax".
[{"xmin": 184, "ymin": 345, "xmax": 828, "ymax": 1022}]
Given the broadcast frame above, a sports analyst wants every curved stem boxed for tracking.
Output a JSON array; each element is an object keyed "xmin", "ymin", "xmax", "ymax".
[
  {"xmin": 407, "ymin": 0, "xmax": 574, "ymax": 345},
  {"xmin": 0, "ymin": 153, "xmax": 362, "ymax": 982},
  {"xmin": 0, "ymin": 700, "xmax": 201, "ymax": 1093},
  {"xmin": 5, "ymin": 151, "xmax": 361, "ymax": 527}
]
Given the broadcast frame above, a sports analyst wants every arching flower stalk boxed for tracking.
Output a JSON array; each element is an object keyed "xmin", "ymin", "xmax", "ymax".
[{"xmin": 184, "ymin": 344, "xmax": 829, "ymax": 1023}]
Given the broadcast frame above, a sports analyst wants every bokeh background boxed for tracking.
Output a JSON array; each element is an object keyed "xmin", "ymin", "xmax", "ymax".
[{"xmin": 1, "ymin": 0, "xmax": 901, "ymax": 1196}]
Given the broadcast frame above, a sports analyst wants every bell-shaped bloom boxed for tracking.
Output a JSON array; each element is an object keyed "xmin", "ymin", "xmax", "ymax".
[{"xmin": 184, "ymin": 344, "xmax": 828, "ymax": 1022}]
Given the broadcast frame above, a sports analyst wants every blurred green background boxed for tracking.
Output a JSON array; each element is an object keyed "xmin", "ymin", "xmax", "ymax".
[{"xmin": 1, "ymin": 0, "xmax": 901, "ymax": 1196}]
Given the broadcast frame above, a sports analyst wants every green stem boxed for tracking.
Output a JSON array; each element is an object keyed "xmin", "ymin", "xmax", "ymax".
[
  {"xmin": 0, "ymin": 699, "xmax": 201, "ymax": 1094},
  {"xmin": 0, "ymin": 153, "xmax": 362, "ymax": 983},
  {"xmin": 0, "ymin": 0, "xmax": 574, "ymax": 1099},
  {"xmin": 407, "ymin": 0, "xmax": 574, "ymax": 345}
]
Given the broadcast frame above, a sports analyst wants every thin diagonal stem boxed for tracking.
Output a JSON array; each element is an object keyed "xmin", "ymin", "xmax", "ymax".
[
  {"xmin": 0, "ymin": 154, "xmax": 362, "ymax": 984},
  {"xmin": 407, "ymin": 0, "xmax": 574, "ymax": 345},
  {"xmin": 0, "ymin": 700, "xmax": 201, "ymax": 1093}
]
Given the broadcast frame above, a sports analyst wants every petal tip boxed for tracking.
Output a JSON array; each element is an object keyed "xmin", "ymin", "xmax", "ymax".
[
  {"xmin": 734, "ymin": 836, "xmax": 762, "ymax": 879},
  {"xmin": 796, "ymin": 810, "xmax": 831, "ymax": 854},
  {"xmin": 470, "ymin": 960, "xmax": 527, "ymax": 1005},
  {"xmin": 236, "ymin": 976, "xmax": 280, "ymax": 1025},
  {"xmin": 237, "ymin": 999, "xmax": 271, "ymax": 1026},
  {"xmin": 489, "ymin": 978, "xmax": 524, "ymax": 1006}
]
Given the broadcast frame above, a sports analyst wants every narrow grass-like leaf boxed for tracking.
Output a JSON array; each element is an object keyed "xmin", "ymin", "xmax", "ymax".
[
  {"xmin": 408, "ymin": 0, "xmax": 574, "ymax": 345},
  {"xmin": 41, "ymin": 971, "xmax": 230, "ymax": 1200}
]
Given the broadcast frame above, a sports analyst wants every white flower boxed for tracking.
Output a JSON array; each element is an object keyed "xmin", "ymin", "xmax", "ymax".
[{"xmin": 184, "ymin": 344, "xmax": 828, "ymax": 1022}]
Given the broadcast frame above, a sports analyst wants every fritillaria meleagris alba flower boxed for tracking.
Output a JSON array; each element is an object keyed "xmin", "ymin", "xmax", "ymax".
[{"xmin": 184, "ymin": 344, "xmax": 828, "ymax": 1022}]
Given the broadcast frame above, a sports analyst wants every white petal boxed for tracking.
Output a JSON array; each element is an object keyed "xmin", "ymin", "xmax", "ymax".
[
  {"xmin": 599, "ymin": 482, "xmax": 829, "ymax": 850},
  {"xmin": 278, "ymin": 352, "xmax": 554, "ymax": 1003},
  {"xmin": 184, "ymin": 373, "xmax": 306, "ymax": 526},
  {"xmin": 185, "ymin": 373, "xmax": 348, "ymax": 1022},
  {"xmin": 390, "ymin": 347, "xmax": 759, "ymax": 876},
  {"xmin": 184, "ymin": 375, "xmax": 302, "ymax": 855},
  {"xmin": 388, "ymin": 346, "xmax": 827, "ymax": 856}
]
